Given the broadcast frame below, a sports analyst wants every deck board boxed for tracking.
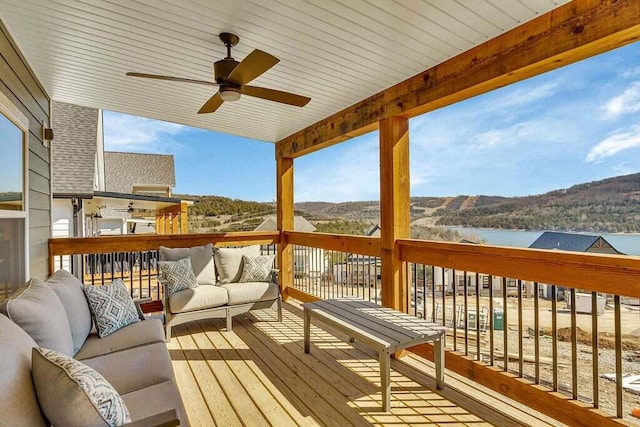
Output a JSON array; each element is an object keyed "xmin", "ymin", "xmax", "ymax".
[{"xmin": 169, "ymin": 300, "xmax": 562, "ymax": 427}]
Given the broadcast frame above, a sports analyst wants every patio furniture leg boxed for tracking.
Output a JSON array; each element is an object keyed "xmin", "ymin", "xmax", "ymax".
[
  {"xmin": 304, "ymin": 308, "xmax": 311, "ymax": 353},
  {"xmin": 277, "ymin": 297, "xmax": 283, "ymax": 322},
  {"xmin": 379, "ymin": 348, "xmax": 391, "ymax": 412},
  {"xmin": 165, "ymin": 320, "xmax": 171, "ymax": 343},
  {"xmin": 435, "ymin": 332, "xmax": 445, "ymax": 390},
  {"xmin": 226, "ymin": 310, "xmax": 233, "ymax": 331}
]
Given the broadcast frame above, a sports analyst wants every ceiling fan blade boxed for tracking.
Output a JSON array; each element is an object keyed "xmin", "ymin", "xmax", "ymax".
[
  {"xmin": 126, "ymin": 72, "xmax": 218, "ymax": 87},
  {"xmin": 242, "ymin": 85, "xmax": 311, "ymax": 107},
  {"xmin": 198, "ymin": 92, "xmax": 224, "ymax": 114},
  {"xmin": 227, "ymin": 49, "xmax": 279, "ymax": 86}
]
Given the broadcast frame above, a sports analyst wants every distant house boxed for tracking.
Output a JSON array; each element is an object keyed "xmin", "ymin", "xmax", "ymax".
[
  {"xmin": 51, "ymin": 101, "xmax": 189, "ymax": 242},
  {"xmin": 254, "ymin": 216, "xmax": 316, "ymax": 232},
  {"xmin": 529, "ymin": 231, "xmax": 623, "ymax": 254},
  {"xmin": 529, "ymin": 231, "xmax": 623, "ymax": 299}
]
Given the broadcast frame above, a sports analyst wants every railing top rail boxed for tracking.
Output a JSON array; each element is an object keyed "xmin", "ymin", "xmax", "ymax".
[
  {"xmin": 398, "ymin": 238, "xmax": 640, "ymax": 298},
  {"xmin": 284, "ymin": 231, "xmax": 381, "ymax": 257},
  {"xmin": 49, "ymin": 231, "xmax": 280, "ymax": 256}
]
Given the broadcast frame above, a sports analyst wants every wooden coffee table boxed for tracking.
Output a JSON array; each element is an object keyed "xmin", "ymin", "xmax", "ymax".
[{"xmin": 303, "ymin": 298, "xmax": 446, "ymax": 411}]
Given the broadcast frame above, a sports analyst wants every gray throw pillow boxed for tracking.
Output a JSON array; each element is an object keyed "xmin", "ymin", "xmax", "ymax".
[
  {"xmin": 46, "ymin": 270, "xmax": 92, "ymax": 355},
  {"xmin": 159, "ymin": 243, "xmax": 216, "ymax": 286},
  {"xmin": 239, "ymin": 254, "xmax": 276, "ymax": 282},
  {"xmin": 213, "ymin": 245, "xmax": 261, "ymax": 284},
  {"xmin": 0, "ymin": 278, "xmax": 74, "ymax": 356},
  {"xmin": 32, "ymin": 347, "xmax": 131, "ymax": 427},
  {"xmin": 84, "ymin": 279, "xmax": 140, "ymax": 338},
  {"xmin": 159, "ymin": 257, "xmax": 199, "ymax": 295}
]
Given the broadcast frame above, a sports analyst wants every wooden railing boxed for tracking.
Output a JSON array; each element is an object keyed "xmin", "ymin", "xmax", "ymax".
[{"xmin": 282, "ymin": 231, "xmax": 640, "ymax": 427}]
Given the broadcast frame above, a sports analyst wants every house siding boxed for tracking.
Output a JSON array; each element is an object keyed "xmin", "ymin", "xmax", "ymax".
[{"xmin": 0, "ymin": 20, "xmax": 51, "ymax": 280}]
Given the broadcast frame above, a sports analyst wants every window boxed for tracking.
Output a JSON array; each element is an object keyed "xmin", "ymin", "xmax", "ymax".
[{"xmin": 0, "ymin": 91, "xmax": 28, "ymax": 300}]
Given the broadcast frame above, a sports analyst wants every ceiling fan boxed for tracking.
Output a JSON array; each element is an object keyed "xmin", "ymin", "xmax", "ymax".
[{"xmin": 126, "ymin": 32, "xmax": 311, "ymax": 114}]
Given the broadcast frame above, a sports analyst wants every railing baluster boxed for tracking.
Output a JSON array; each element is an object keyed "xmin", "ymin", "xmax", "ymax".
[
  {"xmin": 464, "ymin": 271, "xmax": 468, "ymax": 356},
  {"xmin": 489, "ymin": 276, "xmax": 494, "ymax": 366},
  {"xmin": 551, "ymin": 285, "xmax": 558, "ymax": 392},
  {"xmin": 534, "ymin": 282, "xmax": 540, "ymax": 384},
  {"xmin": 431, "ymin": 266, "xmax": 436, "ymax": 323},
  {"xmin": 475, "ymin": 272, "xmax": 480, "ymax": 361},
  {"xmin": 614, "ymin": 295, "xmax": 623, "ymax": 418},
  {"xmin": 502, "ymin": 277, "xmax": 508, "ymax": 372},
  {"xmin": 591, "ymin": 291, "xmax": 599, "ymax": 408},
  {"xmin": 570, "ymin": 288, "xmax": 578, "ymax": 400},
  {"xmin": 441, "ymin": 267, "xmax": 446, "ymax": 327},
  {"xmin": 452, "ymin": 269, "xmax": 457, "ymax": 352},
  {"xmin": 518, "ymin": 279, "xmax": 523, "ymax": 378}
]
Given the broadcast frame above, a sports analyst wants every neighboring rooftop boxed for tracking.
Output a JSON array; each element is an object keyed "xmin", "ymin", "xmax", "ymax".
[
  {"xmin": 529, "ymin": 231, "xmax": 623, "ymax": 255},
  {"xmin": 51, "ymin": 101, "xmax": 98, "ymax": 195},
  {"xmin": 104, "ymin": 152, "xmax": 175, "ymax": 195},
  {"xmin": 254, "ymin": 216, "xmax": 316, "ymax": 232}
]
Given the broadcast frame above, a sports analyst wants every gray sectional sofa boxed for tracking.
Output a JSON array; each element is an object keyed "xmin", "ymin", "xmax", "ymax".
[
  {"xmin": 0, "ymin": 269, "xmax": 188, "ymax": 426},
  {"xmin": 159, "ymin": 244, "xmax": 282, "ymax": 342}
]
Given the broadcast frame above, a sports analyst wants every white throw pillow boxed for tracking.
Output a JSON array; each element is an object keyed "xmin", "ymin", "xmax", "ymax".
[
  {"xmin": 159, "ymin": 257, "xmax": 199, "ymax": 294},
  {"xmin": 239, "ymin": 254, "xmax": 276, "ymax": 282},
  {"xmin": 84, "ymin": 279, "xmax": 140, "ymax": 338},
  {"xmin": 32, "ymin": 347, "xmax": 131, "ymax": 427},
  {"xmin": 213, "ymin": 245, "xmax": 261, "ymax": 284}
]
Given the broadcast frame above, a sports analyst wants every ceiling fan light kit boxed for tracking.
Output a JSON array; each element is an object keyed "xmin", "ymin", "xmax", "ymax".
[{"xmin": 126, "ymin": 32, "xmax": 310, "ymax": 114}]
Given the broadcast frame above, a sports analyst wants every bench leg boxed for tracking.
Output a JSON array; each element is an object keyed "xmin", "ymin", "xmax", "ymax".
[
  {"xmin": 435, "ymin": 333, "xmax": 445, "ymax": 390},
  {"xmin": 304, "ymin": 309, "xmax": 311, "ymax": 354},
  {"xmin": 165, "ymin": 318, "xmax": 172, "ymax": 343},
  {"xmin": 379, "ymin": 348, "xmax": 391, "ymax": 412},
  {"xmin": 226, "ymin": 311, "xmax": 233, "ymax": 331},
  {"xmin": 277, "ymin": 297, "xmax": 283, "ymax": 322}
]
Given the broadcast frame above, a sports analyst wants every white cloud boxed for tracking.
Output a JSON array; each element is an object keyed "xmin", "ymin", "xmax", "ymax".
[
  {"xmin": 495, "ymin": 80, "xmax": 560, "ymax": 110},
  {"xmin": 622, "ymin": 67, "xmax": 640, "ymax": 79},
  {"xmin": 586, "ymin": 125, "xmax": 640, "ymax": 162},
  {"xmin": 102, "ymin": 111, "xmax": 186, "ymax": 152},
  {"xmin": 602, "ymin": 81, "xmax": 640, "ymax": 120}
]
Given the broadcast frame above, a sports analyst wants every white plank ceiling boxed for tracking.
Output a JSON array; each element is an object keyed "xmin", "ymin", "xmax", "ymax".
[{"xmin": 0, "ymin": 0, "xmax": 569, "ymax": 143}]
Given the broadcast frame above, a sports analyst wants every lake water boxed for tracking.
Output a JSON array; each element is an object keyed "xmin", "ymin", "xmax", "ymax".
[{"xmin": 443, "ymin": 227, "xmax": 640, "ymax": 256}]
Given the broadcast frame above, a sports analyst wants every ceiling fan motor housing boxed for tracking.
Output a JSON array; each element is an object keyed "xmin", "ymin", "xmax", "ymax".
[{"xmin": 214, "ymin": 58, "xmax": 240, "ymax": 84}]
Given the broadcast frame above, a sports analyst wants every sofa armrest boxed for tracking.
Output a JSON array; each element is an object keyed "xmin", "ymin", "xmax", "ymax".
[
  {"xmin": 270, "ymin": 268, "xmax": 279, "ymax": 285},
  {"xmin": 157, "ymin": 276, "xmax": 170, "ymax": 314},
  {"xmin": 133, "ymin": 297, "xmax": 152, "ymax": 320},
  {"xmin": 122, "ymin": 409, "xmax": 180, "ymax": 427}
]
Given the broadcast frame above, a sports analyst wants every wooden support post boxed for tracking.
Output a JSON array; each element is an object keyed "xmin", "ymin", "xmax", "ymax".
[
  {"xmin": 379, "ymin": 117, "xmax": 410, "ymax": 313},
  {"xmin": 277, "ymin": 157, "xmax": 294, "ymax": 300},
  {"xmin": 171, "ymin": 213, "xmax": 180, "ymax": 234},
  {"xmin": 180, "ymin": 201, "xmax": 189, "ymax": 234},
  {"xmin": 156, "ymin": 215, "xmax": 165, "ymax": 235}
]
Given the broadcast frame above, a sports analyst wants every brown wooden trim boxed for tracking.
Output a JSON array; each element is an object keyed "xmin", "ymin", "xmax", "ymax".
[
  {"xmin": 379, "ymin": 117, "xmax": 410, "ymax": 312},
  {"xmin": 276, "ymin": 0, "xmax": 640, "ymax": 159},
  {"xmin": 285, "ymin": 287, "xmax": 320, "ymax": 303},
  {"xmin": 398, "ymin": 239, "xmax": 640, "ymax": 299},
  {"xmin": 277, "ymin": 157, "xmax": 294, "ymax": 299},
  {"xmin": 285, "ymin": 231, "xmax": 381, "ymax": 257},
  {"xmin": 408, "ymin": 344, "xmax": 624, "ymax": 427},
  {"xmin": 49, "ymin": 231, "xmax": 280, "ymax": 256}
]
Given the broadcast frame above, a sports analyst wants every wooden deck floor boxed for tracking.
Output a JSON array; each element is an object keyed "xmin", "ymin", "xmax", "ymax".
[{"xmin": 167, "ymin": 301, "xmax": 562, "ymax": 427}]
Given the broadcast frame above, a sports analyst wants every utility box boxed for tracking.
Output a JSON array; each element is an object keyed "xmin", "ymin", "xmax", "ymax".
[{"xmin": 493, "ymin": 308, "xmax": 504, "ymax": 331}]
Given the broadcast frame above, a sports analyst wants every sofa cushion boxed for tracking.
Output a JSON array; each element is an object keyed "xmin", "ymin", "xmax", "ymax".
[
  {"xmin": 0, "ymin": 278, "xmax": 74, "ymax": 355},
  {"xmin": 121, "ymin": 380, "xmax": 189, "ymax": 426},
  {"xmin": 160, "ymin": 243, "xmax": 216, "ymax": 286},
  {"xmin": 75, "ymin": 319, "xmax": 166, "ymax": 361},
  {"xmin": 169, "ymin": 285, "xmax": 229, "ymax": 314},
  {"xmin": 213, "ymin": 245, "xmax": 261, "ymax": 284},
  {"xmin": 32, "ymin": 347, "xmax": 131, "ymax": 427},
  {"xmin": 84, "ymin": 279, "xmax": 140, "ymax": 338},
  {"xmin": 220, "ymin": 281, "xmax": 280, "ymax": 305},
  {"xmin": 239, "ymin": 254, "xmax": 275, "ymax": 282},
  {"xmin": 46, "ymin": 269, "xmax": 93, "ymax": 355},
  {"xmin": 159, "ymin": 257, "xmax": 199, "ymax": 295},
  {"xmin": 81, "ymin": 341, "xmax": 177, "ymax": 395},
  {"xmin": 0, "ymin": 314, "xmax": 48, "ymax": 427}
]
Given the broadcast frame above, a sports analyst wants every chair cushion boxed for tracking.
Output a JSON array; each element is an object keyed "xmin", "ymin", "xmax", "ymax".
[
  {"xmin": 159, "ymin": 257, "xmax": 199, "ymax": 295},
  {"xmin": 239, "ymin": 254, "xmax": 275, "ymax": 282},
  {"xmin": 0, "ymin": 278, "xmax": 74, "ymax": 355},
  {"xmin": 81, "ymin": 341, "xmax": 177, "ymax": 395},
  {"xmin": 75, "ymin": 319, "xmax": 166, "ymax": 361},
  {"xmin": 0, "ymin": 314, "xmax": 48, "ymax": 427},
  {"xmin": 169, "ymin": 285, "xmax": 229, "ymax": 314},
  {"xmin": 46, "ymin": 269, "xmax": 93, "ymax": 355},
  {"xmin": 32, "ymin": 347, "xmax": 131, "ymax": 427},
  {"xmin": 220, "ymin": 281, "xmax": 280, "ymax": 305},
  {"xmin": 84, "ymin": 279, "xmax": 140, "ymax": 338},
  {"xmin": 159, "ymin": 243, "xmax": 216, "ymax": 286},
  {"xmin": 213, "ymin": 245, "xmax": 261, "ymax": 284},
  {"xmin": 121, "ymin": 380, "xmax": 188, "ymax": 426}
]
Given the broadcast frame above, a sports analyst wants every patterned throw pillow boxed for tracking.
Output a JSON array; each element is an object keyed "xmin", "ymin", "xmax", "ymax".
[
  {"xmin": 84, "ymin": 279, "xmax": 140, "ymax": 338},
  {"xmin": 238, "ymin": 254, "xmax": 276, "ymax": 282},
  {"xmin": 32, "ymin": 347, "xmax": 131, "ymax": 427},
  {"xmin": 159, "ymin": 257, "xmax": 199, "ymax": 295}
]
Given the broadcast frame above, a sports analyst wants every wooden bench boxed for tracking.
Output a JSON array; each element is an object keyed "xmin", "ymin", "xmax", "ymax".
[{"xmin": 303, "ymin": 298, "xmax": 446, "ymax": 411}]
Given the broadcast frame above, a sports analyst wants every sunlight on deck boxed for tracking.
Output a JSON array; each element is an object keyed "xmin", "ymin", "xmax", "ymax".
[{"xmin": 167, "ymin": 301, "xmax": 560, "ymax": 427}]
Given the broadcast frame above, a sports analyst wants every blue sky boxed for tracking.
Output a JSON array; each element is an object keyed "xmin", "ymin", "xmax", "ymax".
[{"xmin": 103, "ymin": 42, "xmax": 640, "ymax": 203}]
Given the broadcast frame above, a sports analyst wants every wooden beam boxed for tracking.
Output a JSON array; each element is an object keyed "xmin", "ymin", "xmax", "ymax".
[
  {"xmin": 409, "ymin": 344, "xmax": 622, "ymax": 427},
  {"xmin": 156, "ymin": 215, "xmax": 166, "ymax": 235},
  {"xmin": 379, "ymin": 117, "xmax": 410, "ymax": 312},
  {"xmin": 170, "ymin": 213, "xmax": 180, "ymax": 234},
  {"xmin": 277, "ymin": 157, "xmax": 294, "ymax": 300},
  {"xmin": 180, "ymin": 201, "xmax": 189, "ymax": 234},
  {"xmin": 285, "ymin": 231, "xmax": 381, "ymax": 257},
  {"xmin": 276, "ymin": 0, "xmax": 640, "ymax": 159}
]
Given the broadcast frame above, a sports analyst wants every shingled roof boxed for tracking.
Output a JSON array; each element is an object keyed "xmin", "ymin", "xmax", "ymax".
[
  {"xmin": 529, "ymin": 231, "xmax": 622, "ymax": 254},
  {"xmin": 104, "ymin": 152, "xmax": 175, "ymax": 194},
  {"xmin": 51, "ymin": 101, "xmax": 98, "ymax": 195},
  {"xmin": 254, "ymin": 216, "xmax": 316, "ymax": 232}
]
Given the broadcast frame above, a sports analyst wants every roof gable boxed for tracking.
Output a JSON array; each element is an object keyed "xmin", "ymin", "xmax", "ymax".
[
  {"xmin": 104, "ymin": 152, "xmax": 175, "ymax": 194},
  {"xmin": 529, "ymin": 231, "xmax": 621, "ymax": 254}
]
